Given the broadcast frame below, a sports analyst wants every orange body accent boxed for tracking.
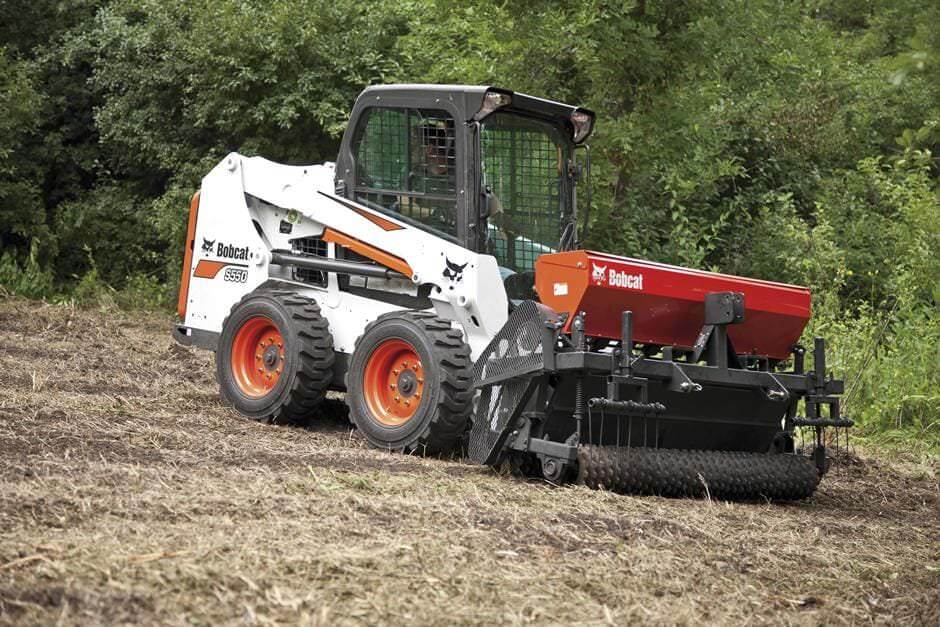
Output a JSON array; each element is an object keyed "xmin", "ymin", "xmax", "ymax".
[
  {"xmin": 177, "ymin": 191, "xmax": 201, "ymax": 318},
  {"xmin": 362, "ymin": 339, "xmax": 424, "ymax": 426},
  {"xmin": 322, "ymin": 228, "xmax": 414, "ymax": 278},
  {"xmin": 192, "ymin": 259, "xmax": 229, "ymax": 279},
  {"xmin": 230, "ymin": 316, "xmax": 285, "ymax": 398},
  {"xmin": 352, "ymin": 206, "xmax": 405, "ymax": 231}
]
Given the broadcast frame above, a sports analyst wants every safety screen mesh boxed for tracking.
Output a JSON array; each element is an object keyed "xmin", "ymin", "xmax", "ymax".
[
  {"xmin": 472, "ymin": 300, "xmax": 558, "ymax": 386},
  {"xmin": 468, "ymin": 301, "xmax": 563, "ymax": 465},
  {"xmin": 481, "ymin": 113, "xmax": 570, "ymax": 272},
  {"xmin": 468, "ymin": 379, "xmax": 536, "ymax": 465},
  {"xmin": 353, "ymin": 107, "xmax": 457, "ymax": 237}
]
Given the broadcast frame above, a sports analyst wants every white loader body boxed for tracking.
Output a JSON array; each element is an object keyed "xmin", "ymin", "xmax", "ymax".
[{"xmin": 179, "ymin": 153, "xmax": 507, "ymax": 363}]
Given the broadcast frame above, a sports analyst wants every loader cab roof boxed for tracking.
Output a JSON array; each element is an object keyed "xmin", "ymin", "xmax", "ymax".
[{"xmin": 356, "ymin": 84, "xmax": 595, "ymax": 144}]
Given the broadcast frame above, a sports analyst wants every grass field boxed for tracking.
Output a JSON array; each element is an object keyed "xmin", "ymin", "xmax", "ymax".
[{"xmin": 0, "ymin": 297, "xmax": 937, "ymax": 625}]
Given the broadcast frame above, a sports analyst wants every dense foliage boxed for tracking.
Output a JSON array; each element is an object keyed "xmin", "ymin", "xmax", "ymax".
[{"xmin": 1, "ymin": 0, "xmax": 937, "ymax": 448}]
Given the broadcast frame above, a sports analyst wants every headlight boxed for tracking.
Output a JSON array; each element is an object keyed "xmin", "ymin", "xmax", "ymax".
[{"xmin": 571, "ymin": 109, "xmax": 595, "ymax": 143}]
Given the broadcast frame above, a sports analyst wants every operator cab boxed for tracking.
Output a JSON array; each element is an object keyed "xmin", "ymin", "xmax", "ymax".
[{"xmin": 334, "ymin": 85, "xmax": 594, "ymax": 301}]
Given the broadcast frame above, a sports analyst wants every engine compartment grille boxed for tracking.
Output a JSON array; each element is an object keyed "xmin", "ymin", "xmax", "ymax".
[{"xmin": 290, "ymin": 237, "xmax": 327, "ymax": 286}]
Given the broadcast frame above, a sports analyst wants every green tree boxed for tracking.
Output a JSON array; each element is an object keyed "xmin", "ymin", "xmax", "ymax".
[{"xmin": 0, "ymin": 50, "xmax": 45, "ymax": 256}]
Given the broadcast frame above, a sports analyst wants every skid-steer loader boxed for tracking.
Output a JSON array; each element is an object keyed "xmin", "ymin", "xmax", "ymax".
[{"xmin": 174, "ymin": 84, "xmax": 850, "ymax": 500}]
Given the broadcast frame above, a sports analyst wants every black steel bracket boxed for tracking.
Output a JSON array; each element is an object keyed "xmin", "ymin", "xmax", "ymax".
[
  {"xmin": 527, "ymin": 437, "xmax": 578, "ymax": 461},
  {"xmin": 667, "ymin": 361, "xmax": 702, "ymax": 394}
]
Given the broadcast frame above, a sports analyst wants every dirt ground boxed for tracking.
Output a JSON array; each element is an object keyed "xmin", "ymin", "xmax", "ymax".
[{"xmin": 0, "ymin": 297, "xmax": 937, "ymax": 625}]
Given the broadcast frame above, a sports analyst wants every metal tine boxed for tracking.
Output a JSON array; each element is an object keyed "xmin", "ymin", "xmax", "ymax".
[
  {"xmin": 616, "ymin": 407, "xmax": 621, "ymax": 448},
  {"xmin": 587, "ymin": 404, "xmax": 593, "ymax": 446}
]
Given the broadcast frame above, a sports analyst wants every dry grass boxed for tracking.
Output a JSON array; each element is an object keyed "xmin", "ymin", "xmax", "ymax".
[{"xmin": 0, "ymin": 296, "xmax": 937, "ymax": 625}]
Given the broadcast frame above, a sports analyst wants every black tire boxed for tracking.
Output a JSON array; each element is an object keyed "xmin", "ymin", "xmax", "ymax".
[
  {"xmin": 217, "ymin": 290, "xmax": 334, "ymax": 423},
  {"xmin": 346, "ymin": 311, "xmax": 473, "ymax": 455}
]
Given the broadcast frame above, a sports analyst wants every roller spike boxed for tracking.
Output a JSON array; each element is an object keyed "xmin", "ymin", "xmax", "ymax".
[{"xmin": 577, "ymin": 445, "xmax": 820, "ymax": 501}]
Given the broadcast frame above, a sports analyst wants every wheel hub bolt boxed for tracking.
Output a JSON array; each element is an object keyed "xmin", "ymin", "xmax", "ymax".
[
  {"xmin": 261, "ymin": 344, "xmax": 280, "ymax": 370},
  {"xmin": 396, "ymin": 369, "xmax": 419, "ymax": 397}
]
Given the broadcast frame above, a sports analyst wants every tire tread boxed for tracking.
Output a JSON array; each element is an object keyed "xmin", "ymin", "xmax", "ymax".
[
  {"xmin": 347, "ymin": 310, "xmax": 473, "ymax": 455},
  {"xmin": 218, "ymin": 289, "xmax": 335, "ymax": 423}
]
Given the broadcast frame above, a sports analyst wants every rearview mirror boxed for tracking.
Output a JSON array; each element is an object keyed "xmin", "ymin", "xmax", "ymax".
[{"xmin": 480, "ymin": 186, "xmax": 499, "ymax": 219}]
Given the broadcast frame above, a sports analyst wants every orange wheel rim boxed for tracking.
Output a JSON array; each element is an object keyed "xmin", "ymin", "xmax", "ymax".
[
  {"xmin": 231, "ymin": 316, "xmax": 285, "ymax": 398},
  {"xmin": 363, "ymin": 338, "xmax": 424, "ymax": 427}
]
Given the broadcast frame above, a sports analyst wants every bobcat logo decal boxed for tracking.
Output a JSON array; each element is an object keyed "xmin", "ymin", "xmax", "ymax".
[
  {"xmin": 442, "ymin": 257, "xmax": 467, "ymax": 283},
  {"xmin": 201, "ymin": 238, "xmax": 216, "ymax": 254},
  {"xmin": 591, "ymin": 263, "xmax": 607, "ymax": 285}
]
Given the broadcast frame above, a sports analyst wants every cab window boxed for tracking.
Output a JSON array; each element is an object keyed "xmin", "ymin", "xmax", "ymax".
[
  {"xmin": 353, "ymin": 107, "xmax": 458, "ymax": 237},
  {"xmin": 481, "ymin": 112, "xmax": 572, "ymax": 273}
]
